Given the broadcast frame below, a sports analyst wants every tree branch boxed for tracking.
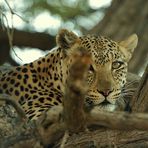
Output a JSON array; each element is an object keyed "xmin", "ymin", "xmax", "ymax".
[
  {"xmin": 0, "ymin": 27, "xmax": 55, "ymax": 51},
  {"xmin": 63, "ymin": 47, "xmax": 91, "ymax": 133}
]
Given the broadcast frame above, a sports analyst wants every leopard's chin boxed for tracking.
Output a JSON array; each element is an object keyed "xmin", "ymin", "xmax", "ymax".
[{"xmin": 90, "ymin": 103, "xmax": 116, "ymax": 114}]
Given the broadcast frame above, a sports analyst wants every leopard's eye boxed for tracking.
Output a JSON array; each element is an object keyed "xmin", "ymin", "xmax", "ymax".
[
  {"xmin": 89, "ymin": 65, "xmax": 94, "ymax": 73},
  {"xmin": 112, "ymin": 61, "xmax": 124, "ymax": 69}
]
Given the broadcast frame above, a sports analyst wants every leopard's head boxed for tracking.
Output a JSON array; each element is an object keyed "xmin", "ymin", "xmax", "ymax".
[{"xmin": 56, "ymin": 29, "xmax": 138, "ymax": 111}]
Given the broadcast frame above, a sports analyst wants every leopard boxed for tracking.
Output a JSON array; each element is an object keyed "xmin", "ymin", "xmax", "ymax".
[{"xmin": 0, "ymin": 29, "xmax": 138, "ymax": 120}]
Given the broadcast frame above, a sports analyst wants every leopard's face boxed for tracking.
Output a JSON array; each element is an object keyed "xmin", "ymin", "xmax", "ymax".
[
  {"xmin": 80, "ymin": 36, "xmax": 128, "ymax": 111},
  {"xmin": 57, "ymin": 29, "xmax": 138, "ymax": 112}
]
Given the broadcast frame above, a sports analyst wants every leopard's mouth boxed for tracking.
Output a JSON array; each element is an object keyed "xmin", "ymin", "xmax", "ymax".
[
  {"xmin": 99, "ymin": 99, "xmax": 111, "ymax": 106},
  {"xmin": 85, "ymin": 97, "xmax": 116, "ymax": 112},
  {"xmin": 95, "ymin": 99, "xmax": 116, "ymax": 112},
  {"xmin": 85, "ymin": 97, "xmax": 112, "ymax": 108}
]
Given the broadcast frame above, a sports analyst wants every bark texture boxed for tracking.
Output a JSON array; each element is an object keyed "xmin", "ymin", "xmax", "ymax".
[{"xmin": 89, "ymin": 0, "xmax": 148, "ymax": 74}]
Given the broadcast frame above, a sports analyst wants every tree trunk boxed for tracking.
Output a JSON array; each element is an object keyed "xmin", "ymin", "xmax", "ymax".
[{"xmin": 89, "ymin": 0, "xmax": 148, "ymax": 75}]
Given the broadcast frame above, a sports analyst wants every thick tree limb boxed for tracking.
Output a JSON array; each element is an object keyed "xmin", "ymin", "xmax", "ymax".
[
  {"xmin": 0, "ymin": 27, "xmax": 55, "ymax": 50},
  {"xmin": 0, "ymin": 27, "xmax": 56, "ymax": 65},
  {"xmin": 87, "ymin": 111, "xmax": 148, "ymax": 131}
]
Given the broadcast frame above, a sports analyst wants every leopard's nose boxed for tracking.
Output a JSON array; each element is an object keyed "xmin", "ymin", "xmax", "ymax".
[{"xmin": 98, "ymin": 89, "xmax": 113, "ymax": 97}]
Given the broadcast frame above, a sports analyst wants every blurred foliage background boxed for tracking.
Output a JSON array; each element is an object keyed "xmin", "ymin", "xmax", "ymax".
[
  {"xmin": 0, "ymin": 0, "xmax": 111, "ymax": 64},
  {"xmin": 1, "ymin": 0, "xmax": 111, "ymax": 34},
  {"xmin": 0, "ymin": 0, "xmax": 148, "ymax": 75}
]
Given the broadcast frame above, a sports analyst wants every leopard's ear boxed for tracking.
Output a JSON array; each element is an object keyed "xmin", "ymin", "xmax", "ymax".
[
  {"xmin": 56, "ymin": 29, "xmax": 79, "ymax": 49},
  {"xmin": 119, "ymin": 34, "xmax": 138, "ymax": 61}
]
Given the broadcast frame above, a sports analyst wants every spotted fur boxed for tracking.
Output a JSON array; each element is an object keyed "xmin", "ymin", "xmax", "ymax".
[{"xmin": 0, "ymin": 29, "xmax": 138, "ymax": 120}]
